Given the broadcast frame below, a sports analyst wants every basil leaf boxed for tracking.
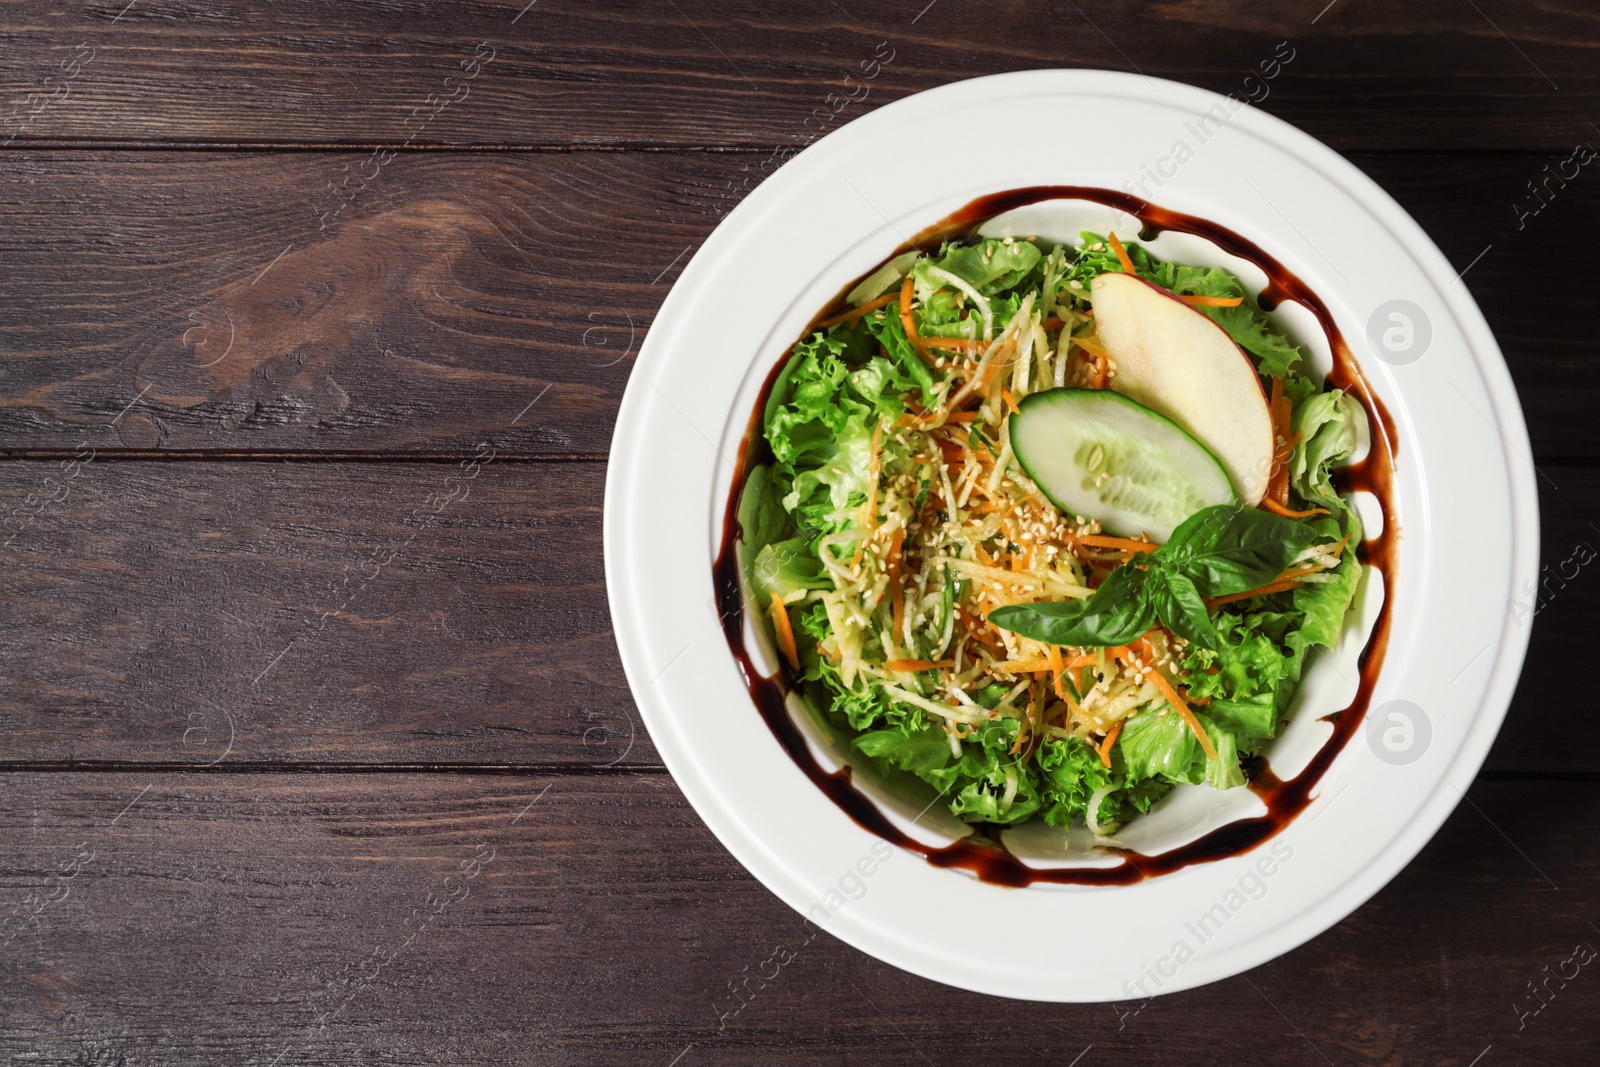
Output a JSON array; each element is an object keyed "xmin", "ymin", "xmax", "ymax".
[
  {"xmin": 1159, "ymin": 505, "xmax": 1316, "ymax": 596},
  {"xmin": 988, "ymin": 565, "xmax": 1155, "ymax": 646},
  {"xmin": 1148, "ymin": 571, "xmax": 1221, "ymax": 651}
]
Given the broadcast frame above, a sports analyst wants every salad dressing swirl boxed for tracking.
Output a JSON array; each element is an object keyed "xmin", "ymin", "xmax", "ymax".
[{"xmin": 713, "ymin": 186, "xmax": 1397, "ymax": 886}]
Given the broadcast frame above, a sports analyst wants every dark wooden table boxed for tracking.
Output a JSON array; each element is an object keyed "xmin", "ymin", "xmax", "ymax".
[{"xmin": 1, "ymin": 2, "xmax": 1596, "ymax": 1063}]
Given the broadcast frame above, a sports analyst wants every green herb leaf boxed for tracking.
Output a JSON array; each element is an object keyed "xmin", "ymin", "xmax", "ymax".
[
  {"xmin": 1159, "ymin": 505, "xmax": 1317, "ymax": 597},
  {"xmin": 990, "ymin": 504, "xmax": 1319, "ymax": 649},
  {"xmin": 987, "ymin": 564, "xmax": 1155, "ymax": 646},
  {"xmin": 1147, "ymin": 571, "xmax": 1221, "ymax": 651}
]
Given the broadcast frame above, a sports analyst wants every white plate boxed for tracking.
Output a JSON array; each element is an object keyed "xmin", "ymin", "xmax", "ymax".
[{"xmin": 604, "ymin": 70, "xmax": 1537, "ymax": 1001}]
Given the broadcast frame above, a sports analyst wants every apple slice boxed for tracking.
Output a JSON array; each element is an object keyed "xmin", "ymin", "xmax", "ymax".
[{"xmin": 1088, "ymin": 272, "xmax": 1274, "ymax": 505}]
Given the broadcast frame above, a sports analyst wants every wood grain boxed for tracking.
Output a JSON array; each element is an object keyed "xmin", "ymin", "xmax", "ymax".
[
  {"xmin": 0, "ymin": 152, "xmax": 717, "ymax": 457},
  {"xmin": 0, "ymin": 151, "xmax": 1595, "ymax": 458},
  {"xmin": 0, "ymin": 460, "xmax": 653, "ymax": 768},
  {"xmin": 1, "ymin": 5, "xmax": 1596, "ymax": 1053},
  {"xmin": 0, "ymin": 772, "xmax": 1594, "ymax": 1065},
  {"xmin": 0, "ymin": 457, "xmax": 1593, "ymax": 773},
  {"xmin": 0, "ymin": 0, "xmax": 1595, "ymax": 151}
]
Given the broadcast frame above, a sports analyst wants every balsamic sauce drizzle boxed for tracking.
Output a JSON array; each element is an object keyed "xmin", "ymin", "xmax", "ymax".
[{"xmin": 712, "ymin": 187, "xmax": 1398, "ymax": 886}]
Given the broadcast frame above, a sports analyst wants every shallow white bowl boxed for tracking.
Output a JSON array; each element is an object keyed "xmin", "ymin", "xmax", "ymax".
[{"xmin": 604, "ymin": 69, "xmax": 1537, "ymax": 1001}]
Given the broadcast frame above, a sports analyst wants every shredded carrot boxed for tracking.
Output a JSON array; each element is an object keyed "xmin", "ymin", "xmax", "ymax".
[
  {"xmin": 1205, "ymin": 578, "xmax": 1301, "ymax": 610},
  {"xmin": 1108, "ymin": 231, "xmax": 1136, "ymax": 274},
  {"xmin": 1063, "ymin": 652, "xmax": 1097, "ymax": 670},
  {"xmin": 1047, "ymin": 644, "xmax": 1065, "ymax": 700},
  {"xmin": 884, "ymin": 659, "xmax": 952, "ymax": 672},
  {"xmin": 1091, "ymin": 354, "xmax": 1109, "ymax": 389},
  {"xmin": 863, "ymin": 420, "xmax": 884, "ymax": 522},
  {"xmin": 1179, "ymin": 293, "xmax": 1245, "ymax": 308},
  {"xmin": 975, "ymin": 350, "xmax": 1008, "ymax": 397},
  {"xmin": 850, "ymin": 422, "xmax": 885, "ymax": 571},
  {"xmin": 1007, "ymin": 683, "xmax": 1041, "ymax": 756},
  {"xmin": 996, "ymin": 658, "xmax": 1052, "ymax": 673},
  {"xmin": 1041, "ymin": 316, "xmax": 1064, "ymax": 330},
  {"xmin": 1206, "ymin": 534, "xmax": 1349, "ymax": 608},
  {"xmin": 899, "ymin": 274, "xmax": 937, "ymax": 368},
  {"xmin": 815, "ymin": 290, "xmax": 898, "ymax": 329},
  {"xmin": 1073, "ymin": 335, "xmax": 1110, "ymax": 360},
  {"xmin": 1118, "ymin": 649, "xmax": 1217, "ymax": 762},
  {"xmin": 944, "ymin": 410, "xmax": 980, "ymax": 424},
  {"xmin": 1001, "ymin": 387, "xmax": 1021, "ymax": 415},
  {"xmin": 1266, "ymin": 376, "xmax": 1295, "ymax": 506},
  {"xmin": 921, "ymin": 336, "xmax": 987, "ymax": 352},
  {"xmin": 1261, "ymin": 497, "xmax": 1329, "ymax": 519},
  {"xmin": 1097, "ymin": 720, "xmax": 1124, "ymax": 769},
  {"xmin": 1076, "ymin": 534, "xmax": 1160, "ymax": 554},
  {"xmin": 941, "ymin": 332, "xmax": 1016, "ymax": 414},
  {"xmin": 887, "ymin": 525, "xmax": 906, "ymax": 638},
  {"xmin": 965, "ymin": 624, "xmax": 1005, "ymax": 652},
  {"xmin": 769, "ymin": 593, "xmax": 799, "ymax": 671},
  {"xmin": 1072, "ymin": 335, "xmax": 1112, "ymax": 389}
]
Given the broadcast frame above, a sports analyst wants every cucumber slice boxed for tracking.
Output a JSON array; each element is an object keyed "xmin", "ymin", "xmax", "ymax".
[{"xmin": 1008, "ymin": 388, "xmax": 1235, "ymax": 541}]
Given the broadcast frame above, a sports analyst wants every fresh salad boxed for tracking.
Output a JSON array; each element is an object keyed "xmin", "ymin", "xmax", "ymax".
[{"xmin": 737, "ymin": 229, "xmax": 1367, "ymax": 837}]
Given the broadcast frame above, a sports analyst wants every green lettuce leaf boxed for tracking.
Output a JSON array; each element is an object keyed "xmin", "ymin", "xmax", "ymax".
[
  {"xmin": 1118, "ymin": 708, "xmax": 1203, "ymax": 784},
  {"xmin": 1035, "ymin": 736, "xmax": 1115, "ymax": 829},
  {"xmin": 863, "ymin": 306, "xmax": 938, "ymax": 408},
  {"xmin": 1201, "ymin": 717, "xmax": 1247, "ymax": 790},
  {"xmin": 1204, "ymin": 693, "xmax": 1279, "ymax": 741},
  {"xmin": 854, "ymin": 719, "xmax": 954, "ymax": 776},
  {"xmin": 1180, "ymin": 611, "xmax": 1296, "ymax": 709},
  {"xmin": 736, "ymin": 463, "xmax": 787, "ymax": 550},
  {"xmin": 807, "ymin": 655, "xmax": 896, "ymax": 731},
  {"xmin": 749, "ymin": 537, "xmax": 831, "ymax": 602},
  {"xmin": 920, "ymin": 720, "xmax": 1042, "ymax": 825},
  {"xmin": 920, "ymin": 237, "xmax": 1043, "ymax": 296},
  {"xmin": 1117, "ymin": 708, "xmax": 1246, "ymax": 789},
  {"xmin": 1291, "ymin": 533, "xmax": 1364, "ymax": 652},
  {"xmin": 764, "ymin": 332, "xmax": 927, "ymax": 535},
  {"xmin": 1291, "ymin": 389, "xmax": 1366, "ymax": 513}
]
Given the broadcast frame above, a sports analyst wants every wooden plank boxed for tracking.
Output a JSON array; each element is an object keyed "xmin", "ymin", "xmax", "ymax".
[
  {"xmin": 0, "ymin": 151, "xmax": 1595, "ymax": 458},
  {"xmin": 1356, "ymin": 154, "xmax": 1600, "ymax": 463},
  {"xmin": 0, "ymin": 1, "xmax": 1594, "ymax": 151},
  {"xmin": 0, "ymin": 771, "xmax": 1594, "ymax": 1063},
  {"xmin": 0, "ymin": 460, "xmax": 654, "ymax": 768},
  {"xmin": 0, "ymin": 458, "xmax": 1592, "ymax": 773},
  {"xmin": 0, "ymin": 151, "xmax": 718, "ymax": 457}
]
